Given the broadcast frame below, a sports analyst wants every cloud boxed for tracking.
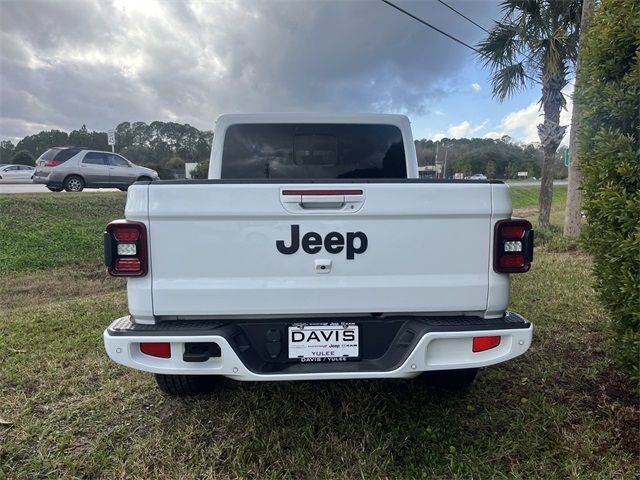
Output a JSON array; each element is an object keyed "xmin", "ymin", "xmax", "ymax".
[
  {"xmin": 0, "ymin": 0, "xmax": 501, "ymax": 139},
  {"xmin": 482, "ymin": 131, "xmax": 509, "ymax": 139},
  {"xmin": 499, "ymin": 84, "xmax": 574, "ymax": 144},
  {"xmin": 471, "ymin": 83, "xmax": 481, "ymax": 93},
  {"xmin": 433, "ymin": 119, "xmax": 488, "ymax": 139}
]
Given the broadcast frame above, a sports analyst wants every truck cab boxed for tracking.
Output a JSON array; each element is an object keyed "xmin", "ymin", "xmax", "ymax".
[{"xmin": 103, "ymin": 113, "xmax": 533, "ymax": 395}]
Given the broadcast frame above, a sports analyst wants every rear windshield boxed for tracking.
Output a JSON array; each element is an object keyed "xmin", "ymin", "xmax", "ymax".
[
  {"xmin": 37, "ymin": 148, "xmax": 61, "ymax": 161},
  {"xmin": 221, "ymin": 124, "xmax": 406, "ymax": 179},
  {"xmin": 37, "ymin": 148, "xmax": 81, "ymax": 163}
]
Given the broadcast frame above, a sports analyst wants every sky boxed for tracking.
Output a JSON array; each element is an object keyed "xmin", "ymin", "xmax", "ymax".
[{"xmin": 0, "ymin": 0, "xmax": 573, "ymax": 144}]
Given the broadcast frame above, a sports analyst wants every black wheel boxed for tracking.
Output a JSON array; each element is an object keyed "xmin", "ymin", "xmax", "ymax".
[
  {"xmin": 421, "ymin": 368, "xmax": 478, "ymax": 391},
  {"xmin": 137, "ymin": 176, "xmax": 152, "ymax": 182},
  {"xmin": 118, "ymin": 186, "xmax": 128, "ymax": 192},
  {"xmin": 47, "ymin": 186, "xmax": 63, "ymax": 192},
  {"xmin": 154, "ymin": 374, "xmax": 219, "ymax": 396},
  {"xmin": 64, "ymin": 175, "xmax": 85, "ymax": 192}
]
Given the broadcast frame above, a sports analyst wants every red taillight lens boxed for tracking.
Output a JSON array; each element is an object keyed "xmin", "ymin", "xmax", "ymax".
[
  {"xmin": 105, "ymin": 220, "xmax": 147, "ymax": 277},
  {"xmin": 140, "ymin": 342, "xmax": 171, "ymax": 358},
  {"xmin": 494, "ymin": 219, "xmax": 533, "ymax": 273},
  {"xmin": 472, "ymin": 336, "xmax": 501, "ymax": 352},
  {"xmin": 501, "ymin": 225, "xmax": 526, "ymax": 239},
  {"xmin": 44, "ymin": 159, "xmax": 64, "ymax": 167},
  {"xmin": 499, "ymin": 254, "xmax": 525, "ymax": 269},
  {"xmin": 113, "ymin": 228, "xmax": 140, "ymax": 241},
  {"xmin": 115, "ymin": 258, "xmax": 141, "ymax": 271}
]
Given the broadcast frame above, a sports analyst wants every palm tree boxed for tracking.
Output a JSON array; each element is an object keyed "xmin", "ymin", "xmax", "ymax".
[{"xmin": 477, "ymin": 0, "xmax": 582, "ymax": 228}]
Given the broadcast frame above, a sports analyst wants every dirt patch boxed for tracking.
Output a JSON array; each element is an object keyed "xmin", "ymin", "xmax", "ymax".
[{"xmin": 594, "ymin": 368, "xmax": 640, "ymax": 458}]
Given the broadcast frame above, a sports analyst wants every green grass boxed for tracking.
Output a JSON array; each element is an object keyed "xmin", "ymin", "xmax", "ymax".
[
  {"xmin": 1, "ymin": 254, "xmax": 637, "ymax": 479},
  {"xmin": 510, "ymin": 185, "xmax": 567, "ymax": 210},
  {"xmin": 1, "ymin": 189, "xmax": 637, "ymax": 479},
  {"xmin": 0, "ymin": 193, "xmax": 126, "ymax": 275}
]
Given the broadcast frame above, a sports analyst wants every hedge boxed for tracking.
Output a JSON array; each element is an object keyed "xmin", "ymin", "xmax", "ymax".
[{"xmin": 576, "ymin": 0, "xmax": 640, "ymax": 381}]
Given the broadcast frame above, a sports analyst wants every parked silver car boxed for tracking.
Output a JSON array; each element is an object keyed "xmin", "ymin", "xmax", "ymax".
[
  {"xmin": 0, "ymin": 164, "xmax": 35, "ymax": 182},
  {"xmin": 33, "ymin": 147, "xmax": 159, "ymax": 192}
]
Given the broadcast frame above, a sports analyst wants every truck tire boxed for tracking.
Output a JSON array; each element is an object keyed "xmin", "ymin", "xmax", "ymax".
[
  {"xmin": 421, "ymin": 368, "xmax": 478, "ymax": 391},
  {"xmin": 154, "ymin": 374, "xmax": 218, "ymax": 396}
]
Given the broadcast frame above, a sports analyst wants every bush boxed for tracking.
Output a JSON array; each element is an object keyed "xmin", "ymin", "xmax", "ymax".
[
  {"xmin": 144, "ymin": 163, "xmax": 174, "ymax": 180},
  {"xmin": 535, "ymin": 226, "xmax": 581, "ymax": 253},
  {"xmin": 190, "ymin": 161, "xmax": 209, "ymax": 179},
  {"xmin": 11, "ymin": 150, "xmax": 34, "ymax": 166},
  {"xmin": 576, "ymin": 0, "xmax": 640, "ymax": 381}
]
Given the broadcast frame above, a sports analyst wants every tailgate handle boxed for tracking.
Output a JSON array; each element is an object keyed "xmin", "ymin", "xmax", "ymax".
[
  {"xmin": 281, "ymin": 189, "xmax": 365, "ymax": 213},
  {"xmin": 300, "ymin": 195, "xmax": 344, "ymax": 209}
]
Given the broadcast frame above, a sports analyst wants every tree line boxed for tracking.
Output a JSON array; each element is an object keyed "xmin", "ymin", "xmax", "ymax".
[
  {"xmin": 1, "ymin": 123, "xmax": 566, "ymax": 180},
  {"xmin": 0, "ymin": 122, "xmax": 213, "ymax": 179}
]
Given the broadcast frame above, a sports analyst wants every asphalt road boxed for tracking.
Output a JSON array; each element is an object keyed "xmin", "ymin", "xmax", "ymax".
[{"xmin": 0, "ymin": 183, "xmax": 120, "ymax": 194}]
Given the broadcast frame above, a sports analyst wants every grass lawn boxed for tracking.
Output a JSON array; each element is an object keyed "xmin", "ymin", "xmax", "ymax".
[
  {"xmin": 510, "ymin": 184, "xmax": 567, "ymax": 210},
  {"xmin": 1, "ymin": 187, "xmax": 637, "ymax": 479}
]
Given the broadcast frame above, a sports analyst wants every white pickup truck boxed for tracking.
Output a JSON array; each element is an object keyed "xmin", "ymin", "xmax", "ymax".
[{"xmin": 103, "ymin": 113, "xmax": 534, "ymax": 396}]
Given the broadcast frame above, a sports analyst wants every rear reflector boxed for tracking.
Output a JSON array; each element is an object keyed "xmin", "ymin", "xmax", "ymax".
[
  {"xmin": 473, "ymin": 336, "xmax": 501, "ymax": 352},
  {"xmin": 140, "ymin": 342, "xmax": 171, "ymax": 358}
]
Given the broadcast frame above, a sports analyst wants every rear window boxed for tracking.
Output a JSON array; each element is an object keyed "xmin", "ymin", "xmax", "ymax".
[
  {"xmin": 221, "ymin": 124, "xmax": 406, "ymax": 179},
  {"xmin": 54, "ymin": 148, "xmax": 81, "ymax": 162},
  {"xmin": 37, "ymin": 148, "xmax": 61, "ymax": 161},
  {"xmin": 36, "ymin": 148, "xmax": 81, "ymax": 163}
]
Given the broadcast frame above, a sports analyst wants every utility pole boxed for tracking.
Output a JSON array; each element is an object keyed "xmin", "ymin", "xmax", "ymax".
[
  {"xmin": 443, "ymin": 145, "xmax": 449, "ymax": 179},
  {"xmin": 564, "ymin": 0, "xmax": 596, "ymax": 237}
]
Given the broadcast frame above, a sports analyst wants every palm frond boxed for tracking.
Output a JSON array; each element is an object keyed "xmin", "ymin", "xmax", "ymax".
[
  {"xmin": 491, "ymin": 63, "xmax": 528, "ymax": 101},
  {"xmin": 476, "ymin": 21, "xmax": 522, "ymax": 69}
]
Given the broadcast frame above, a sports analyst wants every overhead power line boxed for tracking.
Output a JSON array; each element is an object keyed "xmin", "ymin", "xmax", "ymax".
[
  {"xmin": 381, "ymin": 0, "xmax": 542, "ymax": 87},
  {"xmin": 437, "ymin": 0, "xmax": 489, "ymax": 33},
  {"xmin": 380, "ymin": 0, "xmax": 481, "ymax": 54}
]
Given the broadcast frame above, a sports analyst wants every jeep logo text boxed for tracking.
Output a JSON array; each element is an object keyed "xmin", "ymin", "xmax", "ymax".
[{"xmin": 276, "ymin": 225, "xmax": 368, "ymax": 259}]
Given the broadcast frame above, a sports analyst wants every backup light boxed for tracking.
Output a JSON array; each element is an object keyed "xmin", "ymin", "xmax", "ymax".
[
  {"xmin": 503, "ymin": 241, "xmax": 523, "ymax": 252},
  {"xmin": 117, "ymin": 243, "xmax": 137, "ymax": 256}
]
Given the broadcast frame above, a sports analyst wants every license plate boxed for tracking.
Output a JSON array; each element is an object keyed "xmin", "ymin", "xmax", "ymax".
[{"xmin": 288, "ymin": 323, "xmax": 359, "ymax": 362}]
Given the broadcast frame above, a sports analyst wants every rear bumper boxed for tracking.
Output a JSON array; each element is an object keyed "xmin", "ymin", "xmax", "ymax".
[
  {"xmin": 32, "ymin": 175, "xmax": 63, "ymax": 188},
  {"xmin": 104, "ymin": 312, "xmax": 533, "ymax": 381}
]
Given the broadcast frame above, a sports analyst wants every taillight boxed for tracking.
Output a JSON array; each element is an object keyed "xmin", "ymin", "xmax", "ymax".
[
  {"xmin": 44, "ymin": 159, "xmax": 64, "ymax": 167},
  {"xmin": 104, "ymin": 220, "xmax": 148, "ymax": 276},
  {"xmin": 493, "ymin": 219, "xmax": 534, "ymax": 273}
]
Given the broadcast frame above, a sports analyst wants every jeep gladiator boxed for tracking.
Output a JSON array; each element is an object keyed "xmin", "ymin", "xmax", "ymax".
[{"xmin": 103, "ymin": 113, "xmax": 534, "ymax": 395}]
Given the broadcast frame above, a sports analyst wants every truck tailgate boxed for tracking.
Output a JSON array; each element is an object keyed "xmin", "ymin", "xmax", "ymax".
[{"xmin": 147, "ymin": 182, "xmax": 492, "ymax": 317}]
